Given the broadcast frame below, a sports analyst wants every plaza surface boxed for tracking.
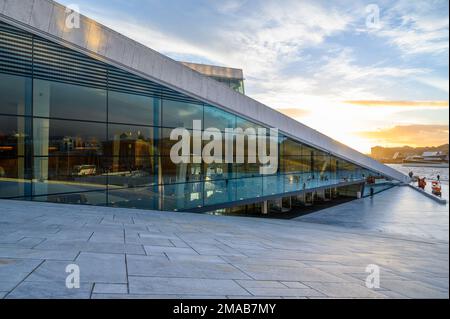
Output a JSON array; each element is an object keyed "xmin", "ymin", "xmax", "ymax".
[{"xmin": 0, "ymin": 186, "xmax": 448, "ymax": 299}]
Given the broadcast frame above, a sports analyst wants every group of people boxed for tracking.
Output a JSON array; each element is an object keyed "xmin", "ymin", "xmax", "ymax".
[{"xmin": 409, "ymin": 171, "xmax": 441, "ymax": 191}]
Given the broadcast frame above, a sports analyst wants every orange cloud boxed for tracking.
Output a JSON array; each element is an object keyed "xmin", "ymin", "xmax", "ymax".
[
  {"xmin": 357, "ymin": 124, "xmax": 449, "ymax": 147},
  {"xmin": 344, "ymin": 100, "xmax": 449, "ymax": 108},
  {"xmin": 276, "ymin": 108, "xmax": 310, "ymax": 118}
]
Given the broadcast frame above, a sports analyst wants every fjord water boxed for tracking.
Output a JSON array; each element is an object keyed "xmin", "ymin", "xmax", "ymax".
[{"xmin": 388, "ymin": 164, "xmax": 449, "ymax": 183}]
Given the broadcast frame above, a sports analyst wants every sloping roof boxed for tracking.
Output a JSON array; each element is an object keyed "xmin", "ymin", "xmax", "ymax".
[{"xmin": 0, "ymin": 0, "xmax": 408, "ymax": 182}]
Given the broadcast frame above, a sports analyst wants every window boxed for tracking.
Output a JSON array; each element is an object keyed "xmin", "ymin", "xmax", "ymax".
[
  {"xmin": 0, "ymin": 115, "xmax": 30, "ymax": 158},
  {"xmin": 33, "ymin": 119, "xmax": 106, "ymax": 157},
  {"xmin": 162, "ymin": 99, "xmax": 203, "ymax": 129},
  {"xmin": 283, "ymin": 139, "xmax": 302, "ymax": 156},
  {"xmin": 108, "ymin": 91, "xmax": 159, "ymax": 126},
  {"xmin": 161, "ymin": 156, "xmax": 203, "ymax": 184},
  {"xmin": 106, "ymin": 124, "xmax": 155, "ymax": 158},
  {"xmin": 204, "ymin": 105, "xmax": 236, "ymax": 131},
  {"xmin": 32, "ymin": 156, "xmax": 107, "ymax": 196},
  {"xmin": 0, "ymin": 157, "xmax": 31, "ymax": 198},
  {"xmin": 0, "ymin": 73, "xmax": 31, "ymax": 116},
  {"xmin": 33, "ymin": 79, "xmax": 107, "ymax": 121}
]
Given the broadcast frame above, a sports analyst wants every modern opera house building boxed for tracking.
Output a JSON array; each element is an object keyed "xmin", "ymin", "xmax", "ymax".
[{"xmin": 0, "ymin": 0, "xmax": 408, "ymax": 215}]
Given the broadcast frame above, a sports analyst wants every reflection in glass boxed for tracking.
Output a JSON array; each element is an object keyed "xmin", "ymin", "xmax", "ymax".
[
  {"xmin": 0, "ymin": 73, "xmax": 31, "ymax": 116},
  {"xmin": 32, "ymin": 156, "xmax": 107, "ymax": 196},
  {"xmin": 33, "ymin": 191, "xmax": 107, "ymax": 206},
  {"xmin": 204, "ymin": 179, "xmax": 236, "ymax": 205},
  {"xmin": 163, "ymin": 182, "xmax": 203, "ymax": 211},
  {"xmin": 108, "ymin": 91, "xmax": 159, "ymax": 126},
  {"xmin": 0, "ymin": 157, "xmax": 30, "ymax": 198},
  {"xmin": 33, "ymin": 79, "xmax": 106, "ymax": 121},
  {"xmin": 0, "ymin": 115, "xmax": 30, "ymax": 158},
  {"xmin": 161, "ymin": 156, "xmax": 202, "ymax": 184},
  {"xmin": 106, "ymin": 124, "xmax": 155, "ymax": 158},
  {"xmin": 162, "ymin": 99, "xmax": 203, "ymax": 129},
  {"xmin": 204, "ymin": 105, "xmax": 236, "ymax": 131},
  {"xmin": 108, "ymin": 186, "xmax": 158, "ymax": 210},
  {"xmin": 33, "ymin": 119, "xmax": 106, "ymax": 157},
  {"xmin": 105, "ymin": 156, "xmax": 156, "ymax": 188}
]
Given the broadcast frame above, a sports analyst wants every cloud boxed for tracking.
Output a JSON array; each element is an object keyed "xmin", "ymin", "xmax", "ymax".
[
  {"xmin": 276, "ymin": 108, "xmax": 310, "ymax": 118},
  {"xmin": 213, "ymin": 0, "xmax": 247, "ymax": 14},
  {"xmin": 357, "ymin": 124, "xmax": 449, "ymax": 147},
  {"xmin": 317, "ymin": 49, "xmax": 427, "ymax": 82},
  {"xmin": 344, "ymin": 100, "xmax": 449, "ymax": 108},
  {"xmin": 415, "ymin": 77, "xmax": 450, "ymax": 93},
  {"xmin": 374, "ymin": 0, "xmax": 449, "ymax": 56}
]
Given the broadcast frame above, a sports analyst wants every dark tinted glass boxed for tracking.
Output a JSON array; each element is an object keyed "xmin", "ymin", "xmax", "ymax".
[
  {"xmin": 0, "ymin": 157, "xmax": 30, "ymax": 198},
  {"xmin": 204, "ymin": 105, "xmax": 236, "ymax": 131},
  {"xmin": 0, "ymin": 115, "xmax": 30, "ymax": 157},
  {"xmin": 108, "ymin": 91, "xmax": 159, "ymax": 126},
  {"xmin": 32, "ymin": 156, "xmax": 107, "ymax": 196},
  {"xmin": 33, "ymin": 79, "xmax": 106, "ymax": 121},
  {"xmin": 105, "ymin": 156, "xmax": 157, "ymax": 188},
  {"xmin": 33, "ymin": 119, "xmax": 106, "ymax": 157},
  {"xmin": 106, "ymin": 124, "xmax": 155, "ymax": 158},
  {"xmin": 162, "ymin": 99, "xmax": 203, "ymax": 129},
  {"xmin": 0, "ymin": 73, "xmax": 30, "ymax": 116}
]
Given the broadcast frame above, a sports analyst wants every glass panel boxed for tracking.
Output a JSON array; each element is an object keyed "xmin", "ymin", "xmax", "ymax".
[
  {"xmin": 231, "ymin": 79, "xmax": 245, "ymax": 94},
  {"xmin": 204, "ymin": 105, "xmax": 236, "ymax": 131},
  {"xmin": 33, "ymin": 79, "xmax": 106, "ymax": 121},
  {"xmin": 108, "ymin": 186, "xmax": 159, "ymax": 210},
  {"xmin": 162, "ymin": 99, "xmax": 203, "ymax": 129},
  {"xmin": 106, "ymin": 124, "xmax": 155, "ymax": 158},
  {"xmin": 204, "ymin": 162, "xmax": 233, "ymax": 181},
  {"xmin": 0, "ymin": 73, "xmax": 30, "ymax": 116},
  {"xmin": 0, "ymin": 115, "xmax": 30, "ymax": 158},
  {"xmin": 160, "ymin": 128, "xmax": 192, "ymax": 157},
  {"xmin": 32, "ymin": 156, "xmax": 107, "ymax": 196},
  {"xmin": 302, "ymin": 145, "xmax": 314, "ymax": 157},
  {"xmin": 234, "ymin": 159, "xmax": 261, "ymax": 178},
  {"xmin": 163, "ymin": 182, "xmax": 203, "ymax": 211},
  {"xmin": 0, "ymin": 157, "xmax": 30, "ymax": 198},
  {"xmin": 161, "ymin": 156, "xmax": 202, "ymax": 184},
  {"xmin": 283, "ymin": 139, "xmax": 302, "ymax": 156},
  {"xmin": 235, "ymin": 116, "xmax": 264, "ymax": 132},
  {"xmin": 204, "ymin": 179, "xmax": 236, "ymax": 205},
  {"xmin": 108, "ymin": 91, "xmax": 159, "ymax": 126},
  {"xmin": 105, "ymin": 156, "xmax": 157, "ymax": 188},
  {"xmin": 314, "ymin": 155, "xmax": 330, "ymax": 183},
  {"xmin": 299, "ymin": 155, "xmax": 312, "ymax": 173},
  {"xmin": 263, "ymin": 175, "xmax": 284, "ymax": 196},
  {"xmin": 284, "ymin": 173, "xmax": 303, "ymax": 193},
  {"xmin": 282, "ymin": 157, "xmax": 303, "ymax": 173},
  {"xmin": 33, "ymin": 119, "xmax": 106, "ymax": 157},
  {"xmin": 33, "ymin": 191, "xmax": 107, "ymax": 206},
  {"xmin": 233, "ymin": 177, "xmax": 263, "ymax": 200}
]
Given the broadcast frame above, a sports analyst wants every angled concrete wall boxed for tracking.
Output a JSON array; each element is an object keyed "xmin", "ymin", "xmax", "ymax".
[{"xmin": 0, "ymin": 0, "xmax": 408, "ymax": 183}]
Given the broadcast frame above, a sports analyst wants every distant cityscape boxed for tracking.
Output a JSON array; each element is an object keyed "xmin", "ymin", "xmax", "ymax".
[{"xmin": 370, "ymin": 144, "xmax": 449, "ymax": 164}]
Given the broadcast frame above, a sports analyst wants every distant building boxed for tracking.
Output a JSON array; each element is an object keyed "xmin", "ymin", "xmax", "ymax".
[{"xmin": 392, "ymin": 152, "xmax": 406, "ymax": 161}]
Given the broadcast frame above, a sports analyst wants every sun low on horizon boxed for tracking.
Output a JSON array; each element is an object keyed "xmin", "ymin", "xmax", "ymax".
[{"xmin": 58, "ymin": 0, "xmax": 449, "ymax": 154}]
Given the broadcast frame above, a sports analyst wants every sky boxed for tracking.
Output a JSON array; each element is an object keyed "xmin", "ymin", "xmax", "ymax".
[{"xmin": 58, "ymin": 0, "xmax": 449, "ymax": 154}]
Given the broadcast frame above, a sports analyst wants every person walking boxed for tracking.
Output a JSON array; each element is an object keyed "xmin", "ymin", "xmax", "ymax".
[{"xmin": 437, "ymin": 174, "xmax": 440, "ymax": 182}]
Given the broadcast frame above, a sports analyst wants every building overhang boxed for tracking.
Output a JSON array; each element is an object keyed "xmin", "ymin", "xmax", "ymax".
[
  {"xmin": 0, "ymin": 0, "xmax": 409, "ymax": 183},
  {"xmin": 181, "ymin": 62, "xmax": 244, "ymax": 81}
]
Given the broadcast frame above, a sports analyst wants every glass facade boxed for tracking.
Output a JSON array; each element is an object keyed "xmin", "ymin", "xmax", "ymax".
[
  {"xmin": 0, "ymin": 21, "xmax": 394, "ymax": 212},
  {"xmin": 210, "ymin": 76, "xmax": 245, "ymax": 94}
]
